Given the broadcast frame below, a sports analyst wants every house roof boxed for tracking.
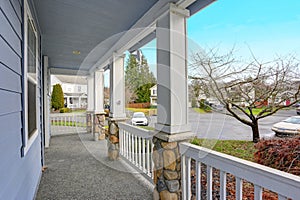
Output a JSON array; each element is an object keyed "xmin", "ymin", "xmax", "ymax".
[
  {"xmin": 150, "ymin": 84, "xmax": 157, "ymax": 90},
  {"xmin": 32, "ymin": 0, "xmax": 215, "ymax": 75}
]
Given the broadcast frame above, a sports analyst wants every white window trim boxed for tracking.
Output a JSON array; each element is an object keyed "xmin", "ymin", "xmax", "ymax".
[{"xmin": 22, "ymin": 0, "xmax": 39, "ymax": 156}]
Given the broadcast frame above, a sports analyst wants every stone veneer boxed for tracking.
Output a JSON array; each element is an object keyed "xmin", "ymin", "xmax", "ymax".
[
  {"xmin": 86, "ymin": 111, "xmax": 93, "ymax": 133},
  {"xmin": 107, "ymin": 118, "xmax": 126, "ymax": 160},
  {"xmin": 93, "ymin": 113, "xmax": 106, "ymax": 141},
  {"xmin": 153, "ymin": 137, "xmax": 182, "ymax": 200}
]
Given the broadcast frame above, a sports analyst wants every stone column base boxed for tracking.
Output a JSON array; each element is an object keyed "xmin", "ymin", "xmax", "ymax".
[
  {"xmin": 93, "ymin": 113, "xmax": 106, "ymax": 141},
  {"xmin": 153, "ymin": 131, "xmax": 195, "ymax": 200},
  {"xmin": 86, "ymin": 111, "xmax": 93, "ymax": 133},
  {"xmin": 107, "ymin": 118, "xmax": 126, "ymax": 160}
]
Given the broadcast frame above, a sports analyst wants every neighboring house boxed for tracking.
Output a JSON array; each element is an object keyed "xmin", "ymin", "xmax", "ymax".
[
  {"xmin": 51, "ymin": 75, "xmax": 87, "ymax": 109},
  {"xmin": 131, "ymin": 49, "xmax": 143, "ymax": 65},
  {"xmin": 150, "ymin": 84, "xmax": 157, "ymax": 106}
]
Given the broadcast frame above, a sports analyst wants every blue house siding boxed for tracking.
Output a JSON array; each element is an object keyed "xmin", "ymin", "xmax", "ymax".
[{"xmin": 0, "ymin": 0, "xmax": 42, "ymax": 199}]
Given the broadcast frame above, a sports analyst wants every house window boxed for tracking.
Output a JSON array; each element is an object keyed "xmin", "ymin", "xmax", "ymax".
[
  {"xmin": 153, "ymin": 89, "xmax": 157, "ymax": 95},
  {"xmin": 78, "ymin": 86, "xmax": 81, "ymax": 92},
  {"xmin": 22, "ymin": 0, "xmax": 39, "ymax": 156}
]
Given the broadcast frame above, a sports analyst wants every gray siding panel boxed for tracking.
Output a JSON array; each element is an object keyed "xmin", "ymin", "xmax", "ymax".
[
  {"xmin": 0, "ymin": 36, "xmax": 21, "ymax": 74},
  {"xmin": 0, "ymin": 112, "xmax": 21, "ymax": 148},
  {"xmin": 0, "ymin": 0, "xmax": 22, "ymax": 38},
  {"xmin": 0, "ymin": 90, "xmax": 22, "ymax": 115},
  {"xmin": 0, "ymin": 10, "xmax": 21, "ymax": 56},
  {"xmin": 0, "ymin": 63, "xmax": 21, "ymax": 93},
  {"xmin": 0, "ymin": 1, "xmax": 42, "ymax": 199},
  {"xmin": 0, "ymin": 134, "xmax": 41, "ymax": 200},
  {"xmin": 9, "ymin": 0, "xmax": 21, "ymax": 21}
]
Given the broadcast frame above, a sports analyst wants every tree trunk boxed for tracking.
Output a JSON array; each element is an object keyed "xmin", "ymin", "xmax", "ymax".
[{"xmin": 251, "ymin": 121, "xmax": 260, "ymax": 143}]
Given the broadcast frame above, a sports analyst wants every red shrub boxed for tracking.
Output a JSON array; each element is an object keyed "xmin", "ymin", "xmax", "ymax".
[{"xmin": 254, "ymin": 136, "xmax": 300, "ymax": 176}]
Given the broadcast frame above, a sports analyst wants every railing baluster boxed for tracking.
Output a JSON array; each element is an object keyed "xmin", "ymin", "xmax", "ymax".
[
  {"xmin": 123, "ymin": 130, "xmax": 126, "ymax": 157},
  {"xmin": 125, "ymin": 131, "xmax": 128, "ymax": 158},
  {"xmin": 150, "ymin": 140, "xmax": 154, "ymax": 178},
  {"xmin": 181, "ymin": 155, "xmax": 186, "ymax": 200},
  {"xmin": 187, "ymin": 157, "xmax": 191, "ymax": 200},
  {"xmin": 124, "ymin": 130, "xmax": 126, "ymax": 157},
  {"xmin": 139, "ymin": 137, "xmax": 142, "ymax": 169},
  {"xmin": 142, "ymin": 138, "xmax": 146, "ymax": 173},
  {"xmin": 207, "ymin": 165, "xmax": 213, "ymax": 200},
  {"xmin": 236, "ymin": 177, "xmax": 243, "ymax": 200},
  {"xmin": 146, "ymin": 139, "xmax": 150, "ymax": 176},
  {"xmin": 196, "ymin": 161, "xmax": 201, "ymax": 200},
  {"xmin": 126, "ymin": 131, "xmax": 129, "ymax": 159},
  {"xmin": 254, "ymin": 184, "xmax": 262, "ymax": 200},
  {"xmin": 220, "ymin": 170, "xmax": 227, "ymax": 200},
  {"xmin": 129, "ymin": 132, "xmax": 131, "ymax": 161},
  {"xmin": 119, "ymin": 129, "xmax": 123, "ymax": 155},
  {"xmin": 132, "ymin": 133, "xmax": 134, "ymax": 163},
  {"xmin": 135, "ymin": 135, "xmax": 138, "ymax": 166}
]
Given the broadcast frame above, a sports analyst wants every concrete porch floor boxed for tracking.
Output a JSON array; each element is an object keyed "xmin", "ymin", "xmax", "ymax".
[{"xmin": 36, "ymin": 133, "xmax": 153, "ymax": 200}]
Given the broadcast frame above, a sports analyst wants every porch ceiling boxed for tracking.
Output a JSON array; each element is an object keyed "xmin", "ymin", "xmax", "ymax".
[{"xmin": 33, "ymin": 0, "xmax": 214, "ymax": 75}]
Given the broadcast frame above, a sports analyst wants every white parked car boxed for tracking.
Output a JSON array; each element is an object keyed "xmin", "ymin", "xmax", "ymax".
[
  {"xmin": 131, "ymin": 112, "xmax": 148, "ymax": 126},
  {"xmin": 272, "ymin": 116, "xmax": 300, "ymax": 136}
]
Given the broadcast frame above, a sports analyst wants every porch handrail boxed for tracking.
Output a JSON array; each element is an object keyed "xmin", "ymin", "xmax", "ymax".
[
  {"xmin": 50, "ymin": 113, "xmax": 87, "ymax": 127},
  {"xmin": 118, "ymin": 122, "xmax": 154, "ymax": 181},
  {"xmin": 180, "ymin": 142, "xmax": 300, "ymax": 200}
]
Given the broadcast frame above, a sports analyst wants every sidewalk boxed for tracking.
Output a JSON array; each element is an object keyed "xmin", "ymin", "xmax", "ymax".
[{"xmin": 36, "ymin": 133, "xmax": 153, "ymax": 200}]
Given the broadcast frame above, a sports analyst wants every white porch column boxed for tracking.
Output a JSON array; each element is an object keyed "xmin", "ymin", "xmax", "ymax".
[
  {"xmin": 86, "ymin": 75, "xmax": 94, "ymax": 133},
  {"xmin": 153, "ymin": 4, "xmax": 195, "ymax": 200},
  {"xmin": 87, "ymin": 75, "xmax": 94, "ymax": 112},
  {"xmin": 107, "ymin": 53, "xmax": 126, "ymax": 160},
  {"xmin": 93, "ymin": 69, "xmax": 106, "ymax": 141},
  {"xmin": 43, "ymin": 56, "xmax": 50, "ymax": 148},
  {"xmin": 94, "ymin": 69, "xmax": 105, "ymax": 114},
  {"xmin": 78, "ymin": 97, "xmax": 81, "ymax": 108},
  {"xmin": 66, "ymin": 97, "xmax": 70, "ymax": 108},
  {"xmin": 155, "ymin": 4, "xmax": 190, "ymax": 134},
  {"xmin": 109, "ymin": 53, "xmax": 126, "ymax": 118}
]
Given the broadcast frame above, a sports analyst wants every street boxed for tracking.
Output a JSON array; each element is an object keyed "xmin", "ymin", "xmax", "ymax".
[{"xmin": 146, "ymin": 108, "xmax": 297, "ymax": 141}]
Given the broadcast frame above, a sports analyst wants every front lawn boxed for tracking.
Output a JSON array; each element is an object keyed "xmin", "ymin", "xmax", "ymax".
[
  {"xmin": 193, "ymin": 108, "xmax": 207, "ymax": 114},
  {"xmin": 243, "ymin": 107, "xmax": 277, "ymax": 116},
  {"xmin": 51, "ymin": 121, "xmax": 86, "ymax": 127},
  {"xmin": 191, "ymin": 138, "xmax": 256, "ymax": 161}
]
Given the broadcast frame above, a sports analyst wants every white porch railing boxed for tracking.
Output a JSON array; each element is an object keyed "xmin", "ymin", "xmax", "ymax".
[
  {"xmin": 118, "ymin": 122, "xmax": 154, "ymax": 180},
  {"xmin": 180, "ymin": 142, "xmax": 300, "ymax": 200},
  {"xmin": 50, "ymin": 113, "xmax": 87, "ymax": 135}
]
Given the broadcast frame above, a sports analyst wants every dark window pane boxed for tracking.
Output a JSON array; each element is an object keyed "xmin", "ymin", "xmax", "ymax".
[{"xmin": 28, "ymin": 80, "xmax": 36, "ymax": 137}]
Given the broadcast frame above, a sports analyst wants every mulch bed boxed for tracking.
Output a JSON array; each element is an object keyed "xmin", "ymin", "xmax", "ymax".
[{"xmin": 190, "ymin": 160, "xmax": 278, "ymax": 200}]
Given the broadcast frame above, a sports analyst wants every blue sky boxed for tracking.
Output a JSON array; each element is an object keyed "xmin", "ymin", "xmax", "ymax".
[{"xmin": 139, "ymin": 0, "xmax": 300, "ymax": 74}]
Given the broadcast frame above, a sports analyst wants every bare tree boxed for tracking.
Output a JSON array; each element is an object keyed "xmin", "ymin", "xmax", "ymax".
[{"xmin": 189, "ymin": 48, "xmax": 300, "ymax": 142}]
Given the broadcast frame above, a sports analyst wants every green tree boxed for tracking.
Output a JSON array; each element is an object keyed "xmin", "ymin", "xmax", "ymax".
[
  {"xmin": 51, "ymin": 84, "xmax": 64, "ymax": 110},
  {"xmin": 125, "ymin": 52, "xmax": 156, "ymax": 103}
]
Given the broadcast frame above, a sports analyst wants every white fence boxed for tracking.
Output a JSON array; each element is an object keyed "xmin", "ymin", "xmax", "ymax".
[
  {"xmin": 118, "ymin": 122, "xmax": 154, "ymax": 180},
  {"xmin": 50, "ymin": 113, "xmax": 87, "ymax": 135},
  {"xmin": 180, "ymin": 142, "xmax": 300, "ymax": 200}
]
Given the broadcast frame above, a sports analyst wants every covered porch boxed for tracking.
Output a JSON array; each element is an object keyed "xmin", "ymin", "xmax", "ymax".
[{"xmin": 35, "ymin": 0, "xmax": 300, "ymax": 199}]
